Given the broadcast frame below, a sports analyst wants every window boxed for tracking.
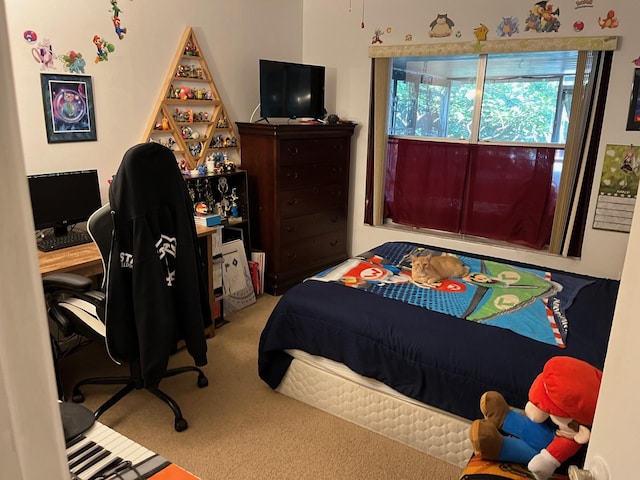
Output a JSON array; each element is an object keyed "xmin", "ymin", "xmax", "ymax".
[
  {"xmin": 366, "ymin": 38, "xmax": 616, "ymax": 255},
  {"xmin": 389, "ymin": 52, "xmax": 576, "ymax": 144}
]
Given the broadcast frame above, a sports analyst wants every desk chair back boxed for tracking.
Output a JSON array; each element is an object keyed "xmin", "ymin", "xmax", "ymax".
[{"xmin": 87, "ymin": 204, "xmax": 114, "ymax": 289}]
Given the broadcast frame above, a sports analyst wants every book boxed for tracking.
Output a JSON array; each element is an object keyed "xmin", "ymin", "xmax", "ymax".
[
  {"xmin": 250, "ymin": 250, "xmax": 266, "ymax": 294},
  {"xmin": 248, "ymin": 260, "xmax": 260, "ymax": 296},
  {"xmin": 193, "ymin": 213, "xmax": 222, "ymax": 227}
]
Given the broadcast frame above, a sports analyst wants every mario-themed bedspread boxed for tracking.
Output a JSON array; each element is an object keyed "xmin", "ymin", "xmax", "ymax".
[{"xmin": 308, "ymin": 241, "xmax": 593, "ymax": 347}]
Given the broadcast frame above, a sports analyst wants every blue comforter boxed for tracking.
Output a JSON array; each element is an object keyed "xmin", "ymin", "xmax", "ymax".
[{"xmin": 258, "ymin": 242, "xmax": 618, "ymax": 421}]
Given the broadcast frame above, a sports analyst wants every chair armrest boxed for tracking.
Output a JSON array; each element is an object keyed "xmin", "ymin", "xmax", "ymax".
[{"xmin": 43, "ymin": 273, "xmax": 93, "ymax": 292}]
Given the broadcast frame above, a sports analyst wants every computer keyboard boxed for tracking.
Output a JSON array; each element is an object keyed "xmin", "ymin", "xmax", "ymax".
[{"xmin": 37, "ymin": 231, "xmax": 93, "ymax": 251}]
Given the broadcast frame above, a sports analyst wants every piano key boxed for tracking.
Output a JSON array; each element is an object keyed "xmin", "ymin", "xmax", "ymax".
[{"xmin": 66, "ymin": 422, "xmax": 164, "ymax": 480}]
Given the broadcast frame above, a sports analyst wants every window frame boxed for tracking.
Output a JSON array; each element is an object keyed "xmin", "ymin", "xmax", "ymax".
[{"xmin": 365, "ymin": 36, "xmax": 617, "ymax": 256}]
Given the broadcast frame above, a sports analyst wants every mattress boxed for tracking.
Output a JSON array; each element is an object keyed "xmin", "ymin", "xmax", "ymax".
[{"xmin": 278, "ymin": 349, "xmax": 474, "ymax": 468}]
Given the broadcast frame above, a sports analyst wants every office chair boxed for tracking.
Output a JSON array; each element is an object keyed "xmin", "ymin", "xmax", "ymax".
[{"xmin": 44, "ymin": 144, "xmax": 211, "ymax": 432}]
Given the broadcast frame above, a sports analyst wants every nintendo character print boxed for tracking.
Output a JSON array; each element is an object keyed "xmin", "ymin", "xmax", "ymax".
[
  {"xmin": 598, "ymin": 10, "xmax": 618, "ymax": 29},
  {"xmin": 497, "ymin": 17, "xmax": 519, "ymax": 37},
  {"xmin": 524, "ymin": 1, "xmax": 561, "ymax": 32},
  {"xmin": 109, "ymin": 0, "xmax": 127, "ymax": 39},
  {"xmin": 429, "ymin": 13, "xmax": 455, "ymax": 38},
  {"xmin": 32, "ymin": 37, "xmax": 57, "ymax": 70}
]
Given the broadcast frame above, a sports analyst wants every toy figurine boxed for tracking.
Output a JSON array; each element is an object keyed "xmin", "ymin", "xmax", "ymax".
[{"xmin": 470, "ymin": 356, "xmax": 602, "ymax": 480}]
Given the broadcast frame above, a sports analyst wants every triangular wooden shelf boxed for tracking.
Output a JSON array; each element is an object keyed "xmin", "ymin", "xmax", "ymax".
[{"xmin": 142, "ymin": 27, "xmax": 239, "ymax": 170}]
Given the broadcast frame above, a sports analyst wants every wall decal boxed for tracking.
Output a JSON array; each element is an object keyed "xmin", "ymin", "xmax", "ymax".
[
  {"xmin": 428, "ymin": 14, "xmax": 455, "ymax": 38},
  {"xmin": 32, "ymin": 38, "xmax": 57, "ymax": 70},
  {"xmin": 597, "ymin": 10, "xmax": 619, "ymax": 29},
  {"xmin": 92, "ymin": 35, "xmax": 115, "ymax": 62},
  {"xmin": 23, "ymin": 30, "xmax": 37, "ymax": 43},
  {"xmin": 524, "ymin": 2, "xmax": 561, "ymax": 32},
  {"xmin": 371, "ymin": 28, "xmax": 384, "ymax": 44},
  {"xmin": 474, "ymin": 23, "xmax": 489, "ymax": 41},
  {"xmin": 497, "ymin": 17, "xmax": 520, "ymax": 37},
  {"xmin": 60, "ymin": 51, "xmax": 86, "ymax": 74}
]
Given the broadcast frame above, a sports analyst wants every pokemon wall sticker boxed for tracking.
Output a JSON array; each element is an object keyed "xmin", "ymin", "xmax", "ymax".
[
  {"xmin": 429, "ymin": 14, "xmax": 455, "ymax": 38},
  {"xmin": 32, "ymin": 38, "xmax": 57, "ymax": 70},
  {"xmin": 598, "ymin": 10, "xmax": 619, "ymax": 29},
  {"xmin": 474, "ymin": 24, "xmax": 489, "ymax": 41},
  {"xmin": 60, "ymin": 51, "xmax": 87, "ymax": 74},
  {"xmin": 497, "ymin": 17, "xmax": 519, "ymax": 37},
  {"xmin": 525, "ymin": 1, "xmax": 561, "ymax": 33}
]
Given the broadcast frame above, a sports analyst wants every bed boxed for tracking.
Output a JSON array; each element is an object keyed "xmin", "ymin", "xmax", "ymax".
[{"xmin": 258, "ymin": 241, "xmax": 619, "ymax": 467}]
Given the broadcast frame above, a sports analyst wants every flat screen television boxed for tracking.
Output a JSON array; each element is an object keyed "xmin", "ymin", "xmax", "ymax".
[
  {"xmin": 27, "ymin": 169, "xmax": 102, "ymax": 236},
  {"xmin": 259, "ymin": 59, "xmax": 325, "ymax": 120}
]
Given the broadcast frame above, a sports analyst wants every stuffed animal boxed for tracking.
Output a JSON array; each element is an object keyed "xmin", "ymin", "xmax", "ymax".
[{"xmin": 469, "ymin": 356, "xmax": 603, "ymax": 480}]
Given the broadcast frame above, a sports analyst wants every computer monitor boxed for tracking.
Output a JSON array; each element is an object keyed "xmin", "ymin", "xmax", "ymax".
[{"xmin": 27, "ymin": 169, "xmax": 102, "ymax": 237}]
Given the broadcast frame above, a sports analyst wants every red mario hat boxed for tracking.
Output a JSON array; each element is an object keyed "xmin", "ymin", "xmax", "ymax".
[{"xmin": 528, "ymin": 356, "xmax": 603, "ymax": 426}]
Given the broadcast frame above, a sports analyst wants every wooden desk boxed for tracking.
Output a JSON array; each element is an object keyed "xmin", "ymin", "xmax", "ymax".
[{"xmin": 38, "ymin": 225, "xmax": 221, "ymax": 335}]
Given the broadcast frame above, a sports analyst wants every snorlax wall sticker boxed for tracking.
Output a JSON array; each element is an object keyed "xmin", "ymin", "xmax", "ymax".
[{"xmin": 428, "ymin": 13, "xmax": 455, "ymax": 38}]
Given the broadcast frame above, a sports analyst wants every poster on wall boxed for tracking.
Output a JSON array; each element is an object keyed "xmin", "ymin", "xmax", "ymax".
[
  {"xmin": 593, "ymin": 144, "xmax": 640, "ymax": 233},
  {"xmin": 39, "ymin": 73, "xmax": 97, "ymax": 143},
  {"xmin": 626, "ymin": 69, "xmax": 640, "ymax": 131}
]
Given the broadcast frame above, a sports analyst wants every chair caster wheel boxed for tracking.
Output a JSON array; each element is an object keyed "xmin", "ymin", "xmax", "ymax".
[
  {"xmin": 174, "ymin": 418, "xmax": 188, "ymax": 432},
  {"xmin": 197, "ymin": 375, "xmax": 208, "ymax": 388},
  {"xmin": 72, "ymin": 392, "xmax": 85, "ymax": 403}
]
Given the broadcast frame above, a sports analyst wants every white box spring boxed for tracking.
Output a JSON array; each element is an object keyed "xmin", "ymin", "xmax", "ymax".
[{"xmin": 277, "ymin": 350, "xmax": 474, "ymax": 468}]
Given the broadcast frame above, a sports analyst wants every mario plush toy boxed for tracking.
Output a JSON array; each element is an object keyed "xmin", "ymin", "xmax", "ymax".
[{"xmin": 469, "ymin": 356, "xmax": 603, "ymax": 480}]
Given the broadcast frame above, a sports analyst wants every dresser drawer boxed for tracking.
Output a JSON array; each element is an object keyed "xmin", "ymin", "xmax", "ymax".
[
  {"xmin": 280, "ymin": 184, "xmax": 346, "ymax": 218},
  {"xmin": 279, "ymin": 230, "xmax": 346, "ymax": 271},
  {"xmin": 281, "ymin": 209, "xmax": 346, "ymax": 244},
  {"xmin": 279, "ymin": 138, "xmax": 350, "ymax": 166},
  {"xmin": 280, "ymin": 161, "xmax": 347, "ymax": 190}
]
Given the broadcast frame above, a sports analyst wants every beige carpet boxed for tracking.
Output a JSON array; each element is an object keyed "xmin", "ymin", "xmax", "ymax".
[{"xmin": 58, "ymin": 294, "xmax": 464, "ymax": 480}]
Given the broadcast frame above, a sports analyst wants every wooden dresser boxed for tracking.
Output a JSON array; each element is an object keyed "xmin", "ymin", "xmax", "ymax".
[{"xmin": 236, "ymin": 122, "xmax": 356, "ymax": 295}]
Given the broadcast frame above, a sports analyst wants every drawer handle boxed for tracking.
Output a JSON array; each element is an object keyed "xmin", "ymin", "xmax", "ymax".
[
  {"xmin": 287, "ymin": 171, "xmax": 300, "ymax": 180},
  {"xmin": 287, "ymin": 146, "xmax": 300, "ymax": 156},
  {"xmin": 287, "ymin": 198, "xmax": 299, "ymax": 206},
  {"xmin": 330, "ymin": 240, "xmax": 339, "ymax": 247},
  {"xmin": 285, "ymin": 225, "xmax": 298, "ymax": 232},
  {"xmin": 287, "ymin": 252, "xmax": 298, "ymax": 260}
]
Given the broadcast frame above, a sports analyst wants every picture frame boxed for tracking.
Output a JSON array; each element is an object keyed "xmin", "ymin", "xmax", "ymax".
[
  {"xmin": 40, "ymin": 73, "xmax": 97, "ymax": 143},
  {"xmin": 626, "ymin": 68, "xmax": 640, "ymax": 131}
]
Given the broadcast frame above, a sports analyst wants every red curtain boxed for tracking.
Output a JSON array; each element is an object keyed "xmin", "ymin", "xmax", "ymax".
[{"xmin": 385, "ymin": 139, "xmax": 559, "ymax": 250}]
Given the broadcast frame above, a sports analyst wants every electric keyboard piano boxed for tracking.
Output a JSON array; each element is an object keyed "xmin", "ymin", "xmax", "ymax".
[{"xmin": 66, "ymin": 421, "xmax": 169, "ymax": 480}]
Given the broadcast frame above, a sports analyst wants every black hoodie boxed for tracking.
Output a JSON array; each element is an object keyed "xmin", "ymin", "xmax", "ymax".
[{"xmin": 106, "ymin": 142, "xmax": 210, "ymax": 388}]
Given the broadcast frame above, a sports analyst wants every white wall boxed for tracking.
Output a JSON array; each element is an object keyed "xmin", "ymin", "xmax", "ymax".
[
  {"xmin": 303, "ymin": 0, "xmax": 638, "ymax": 281},
  {"xmin": 5, "ymin": 0, "xmax": 302, "ymax": 205},
  {"xmin": 0, "ymin": 1, "xmax": 69, "ymax": 476}
]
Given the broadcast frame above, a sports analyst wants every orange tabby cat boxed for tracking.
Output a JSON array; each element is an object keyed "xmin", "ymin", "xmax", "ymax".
[{"xmin": 411, "ymin": 253, "xmax": 469, "ymax": 284}]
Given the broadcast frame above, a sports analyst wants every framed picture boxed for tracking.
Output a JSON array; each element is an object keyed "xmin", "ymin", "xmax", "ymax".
[
  {"xmin": 626, "ymin": 69, "xmax": 640, "ymax": 131},
  {"xmin": 40, "ymin": 73, "xmax": 97, "ymax": 143}
]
